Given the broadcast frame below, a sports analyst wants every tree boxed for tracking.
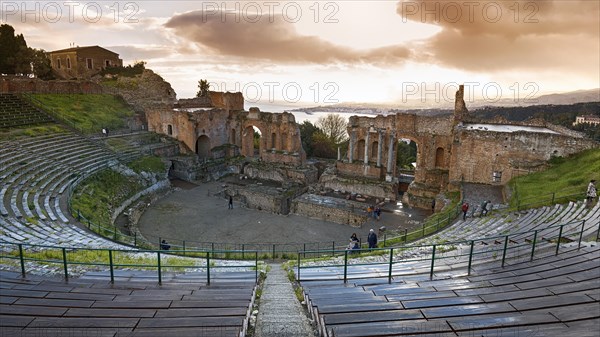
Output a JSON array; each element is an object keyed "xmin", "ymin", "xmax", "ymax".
[
  {"xmin": 311, "ymin": 132, "xmax": 337, "ymax": 159},
  {"xmin": 396, "ymin": 140, "xmax": 417, "ymax": 170},
  {"xmin": 316, "ymin": 113, "xmax": 348, "ymax": 145},
  {"xmin": 30, "ymin": 48, "xmax": 54, "ymax": 80},
  {"xmin": 0, "ymin": 24, "xmax": 30, "ymax": 74},
  {"xmin": 299, "ymin": 120, "xmax": 319, "ymax": 157},
  {"xmin": 197, "ymin": 79, "xmax": 209, "ymax": 97}
]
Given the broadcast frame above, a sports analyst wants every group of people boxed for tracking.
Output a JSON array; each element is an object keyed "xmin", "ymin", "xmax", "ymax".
[
  {"xmin": 346, "ymin": 229, "xmax": 379, "ymax": 252},
  {"xmin": 366, "ymin": 205, "xmax": 382, "ymax": 220},
  {"xmin": 461, "ymin": 200, "xmax": 493, "ymax": 220}
]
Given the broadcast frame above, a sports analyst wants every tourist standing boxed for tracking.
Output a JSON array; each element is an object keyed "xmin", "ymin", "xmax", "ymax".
[
  {"xmin": 160, "ymin": 240, "xmax": 170, "ymax": 250},
  {"xmin": 462, "ymin": 202, "xmax": 469, "ymax": 220},
  {"xmin": 367, "ymin": 229, "xmax": 378, "ymax": 249},
  {"xmin": 228, "ymin": 196, "xmax": 234, "ymax": 209},
  {"xmin": 587, "ymin": 180, "xmax": 597, "ymax": 206},
  {"xmin": 431, "ymin": 199, "xmax": 436, "ymax": 213}
]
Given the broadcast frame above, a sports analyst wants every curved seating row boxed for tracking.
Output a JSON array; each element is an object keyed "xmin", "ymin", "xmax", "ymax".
[
  {"xmin": 301, "ymin": 244, "xmax": 600, "ymax": 337},
  {"xmin": 0, "ymin": 269, "xmax": 257, "ymax": 337}
]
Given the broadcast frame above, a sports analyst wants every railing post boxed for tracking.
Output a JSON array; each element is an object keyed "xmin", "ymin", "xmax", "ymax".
[
  {"xmin": 134, "ymin": 232, "xmax": 137, "ymax": 246},
  {"xmin": 206, "ymin": 251, "xmax": 211, "ymax": 285},
  {"xmin": 109, "ymin": 250, "xmax": 114, "ymax": 284},
  {"xmin": 183, "ymin": 240, "xmax": 186, "ymax": 256},
  {"xmin": 429, "ymin": 245, "xmax": 436, "ymax": 280},
  {"xmin": 255, "ymin": 252, "xmax": 259, "ymax": 284},
  {"xmin": 272, "ymin": 244, "xmax": 276, "ymax": 260},
  {"xmin": 551, "ymin": 192, "xmax": 555, "ymax": 204},
  {"xmin": 303, "ymin": 243, "xmax": 306, "ymax": 259},
  {"xmin": 242, "ymin": 244, "xmax": 245, "ymax": 259},
  {"xmin": 531, "ymin": 230, "xmax": 538, "ymax": 261},
  {"xmin": 297, "ymin": 250, "xmax": 302, "ymax": 282},
  {"xmin": 157, "ymin": 251, "xmax": 162, "ymax": 285},
  {"xmin": 158, "ymin": 237, "xmax": 161, "ymax": 249},
  {"xmin": 467, "ymin": 240, "xmax": 475, "ymax": 276},
  {"xmin": 556, "ymin": 225, "xmax": 564, "ymax": 256},
  {"xmin": 404, "ymin": 229, "xmax": 408, "ymax": 243},
  {"xmin": 113, "ymin": 225, "xmax": 117, "ymax": 241},
  {"xmin": 388, "ymin": 248, "xmax": 394, "ymax": 284},
  {"xmin": 18, "ymin": 244, "xmax": 25, "ymax": 276},
  {"xmin": 62, "ymin": 248, "xmax": 68, "ymax": 280},
  {"xmin": 578, "ymin": 220, "xmax": 586, "ymax": 250},
  {"xmin": 501, "ymin": 235, "xmax": 509, "ymax": 267},
  {"xmin": 383, "ymin": 234, "xmax": 387, "ymax": 247},
  {"xmin": 422, "ymin": 223, "xmax": 425, "ymax": 237},
  {"xmin": 343, "ymin": 250, "xmax": 348, "ymax": 284},
  {"xmin": 332, "ymin": 241, "xmax": 335, "ymax": 257}
]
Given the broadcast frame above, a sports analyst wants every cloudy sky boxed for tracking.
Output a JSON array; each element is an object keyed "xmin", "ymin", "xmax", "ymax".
[{"xmin": 3, "ymin": 0, "xmax": 599, "ymax": 105}]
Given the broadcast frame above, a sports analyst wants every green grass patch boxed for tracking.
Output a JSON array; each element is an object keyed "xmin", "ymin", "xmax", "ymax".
[
  {"xmin": 26, "ymin": 94, "xmax": 135, "ymax": 134},
  {"xmin": 0, "ymin": 124, "xmax": 65, "ymax": 141},
  {"xmin": 70, "ymin": 169, "xmax": 144, "ymax": 227},
  {"xmin": 509, "ymin": 148, "xmax": 600, "ymax": 208},
  {"xmin": 127, "ymin": 156, "xmax": 166, "ymax": 174}
]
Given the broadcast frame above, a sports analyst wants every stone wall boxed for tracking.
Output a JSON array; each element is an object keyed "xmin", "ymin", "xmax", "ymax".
[
  {"xmin": 449, "ymin": 129, "xmax": 598, "ymax": 185},
  {"xmin": 146, "ymin": 106, "xmax": 306, "ymax": 165},
  {"xmin": 319, "ymin": 172, "xmax": 397, "ymax": 201},
  {"xmin": 291, "ymin": 194, "xmax": 367, "ymax": 227}
]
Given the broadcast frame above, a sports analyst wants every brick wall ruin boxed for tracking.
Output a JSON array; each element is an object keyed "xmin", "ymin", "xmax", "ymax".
[{"xmin": 146, "ymin": 106, "xmax": 306, "ymax": 166}]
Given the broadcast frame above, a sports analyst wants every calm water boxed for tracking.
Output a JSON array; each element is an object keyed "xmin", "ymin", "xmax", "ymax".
[{"xmin": 245, "ymin": 101, "xmax": 375, "ymax": 124}]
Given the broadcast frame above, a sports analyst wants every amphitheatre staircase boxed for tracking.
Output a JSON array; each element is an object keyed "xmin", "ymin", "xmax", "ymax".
[{"xmin": 0, "ymin": 94, "xmax": 54, "ymax": 128}]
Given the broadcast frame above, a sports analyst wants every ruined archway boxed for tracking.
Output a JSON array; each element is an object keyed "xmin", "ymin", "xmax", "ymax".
[
  {"xmin": 196, "ymin": 135, "xmax": 211, "ymax": 159},
  {"xmin": 242, "ymin": 125, "xmax": 262, "ymax": 158}
]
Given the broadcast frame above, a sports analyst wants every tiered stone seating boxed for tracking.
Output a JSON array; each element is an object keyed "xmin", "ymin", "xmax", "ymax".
[
  {"xmin": 301, "ymin": 245, "xmax": 600, "ymax": 336},
  {"xmin": 0, "ymin": 269, "xmax": 257, "ymax": 337},
  {"xmin": 0, "ymin": 131, "xmax": 129, "ymax": 249},
  {"xmin": 0, "ymin": 94, "xmax": 54, "ymax": 128}
]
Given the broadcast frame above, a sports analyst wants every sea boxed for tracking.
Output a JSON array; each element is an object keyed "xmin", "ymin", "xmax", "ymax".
[{"xmin": 246, "ymin": 101, "xmax": 375, "ymax": 124}]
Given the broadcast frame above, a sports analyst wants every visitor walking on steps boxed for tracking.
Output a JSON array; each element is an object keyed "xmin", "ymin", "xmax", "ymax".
[
  {"xmin": 587, "ymin": 180, "xmax": 597, "ymax": 206},
  {"xmin": 228, "ymin": 196, "xmax": 233, "ymax": 209},
  {"xmin": 462, "ymin": 202, "xmax": 469, "ymax": 220},
  {"xmin": 367, "ymin": 229, "xmax": 378, "ymax": 249},
  {"xmin": 480, "ymin": 200, "xmax": 489, "ymax": 216}
]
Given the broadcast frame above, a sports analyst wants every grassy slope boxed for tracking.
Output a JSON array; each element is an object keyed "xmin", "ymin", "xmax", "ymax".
[
  {"xmin": 29, "ymin": 94, "xmax": 135, "ymax": 134},
  {"xmin": 509, "ymin": 148, "xmax": 600, "ymax": 207}
]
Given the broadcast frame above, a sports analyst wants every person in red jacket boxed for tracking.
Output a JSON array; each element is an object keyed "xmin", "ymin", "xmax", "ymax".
[{"xmin": 462, "ymin": 202, "xmax": 469, "ymax": 221}]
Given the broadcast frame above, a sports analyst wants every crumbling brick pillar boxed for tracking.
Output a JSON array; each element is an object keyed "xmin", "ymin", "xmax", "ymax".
[{"xmin": 377, "ymin": 130, "xmax": 383, "ymax": 167}]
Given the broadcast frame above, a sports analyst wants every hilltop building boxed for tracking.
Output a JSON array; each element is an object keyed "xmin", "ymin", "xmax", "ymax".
[{"xmin": 48, "ymin": 46, "xmax": 123, "ymax": 79}]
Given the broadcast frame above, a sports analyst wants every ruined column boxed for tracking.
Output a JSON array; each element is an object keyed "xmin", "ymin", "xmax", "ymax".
[
  {"xmin": 337, "ymin": 147, "xmax": 341, "ymax": 161},
  {"xmin": 364, "ymin": 132, "xmax": 370, "ymax": 164},
  {"xmin": 387, "ymin": 133, "xmax": 395, "ymax": 173},
  {"xmin": 377, "ymin": 130, "xmax": 383, "ymax": 167},
  {"xmin": 349, "ymin": 130, "xmax": 356, "ymax": 163}
]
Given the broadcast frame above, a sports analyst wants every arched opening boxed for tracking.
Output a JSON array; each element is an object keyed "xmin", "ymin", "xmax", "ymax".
[
  {"xmin": 357, "ymin": 139, "xmax": 365, "ymax": 161},
  {"xmin": 435, "ymin": 147, "xmax": 444, "ymax": 168},
  {"xmin": 196, "ymin": 135, "xmax": 211, "ymax": 159},
  {"xmin": 167, "ymin": 124, "xmax": 173, "ymax": 136},
  {"xmin": 371, "ymin": 141, "xmax": 378, "ymax": 163},
  {"xmin": 242, "ymin": 125, "xmax": 262, "ymax": 158},
  {"xmin": 271, "ymin": 132, "xmax": 277, "ymax": 149},
  {"xmin": 396, "ymin": 138, "xmax": 418, "ymax": 194}
]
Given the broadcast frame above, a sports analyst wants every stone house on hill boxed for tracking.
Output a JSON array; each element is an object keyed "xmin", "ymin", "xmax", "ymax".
[{"xmin": 48, "ymin": 46, "xmax": 123, "ymax": 79}]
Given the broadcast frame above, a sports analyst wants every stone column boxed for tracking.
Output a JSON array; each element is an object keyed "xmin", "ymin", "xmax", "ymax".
[
  {"xmin": 387, "ymin": 133, "xmax": 395, "ymax": 174},
  {"xmin": 377, "ymin": 130, "xmax": 383, "ymax": 167},
  {"xmin": 337, "ymin": 147, "xmax": 341, "ymax": 161},
  {"xmin": 364, "ymin": 132, "xmax": 370, "ymax": 164},
  {"xmin": 349, "ymin": 130, "xmax": 355, "ymax": 163}
]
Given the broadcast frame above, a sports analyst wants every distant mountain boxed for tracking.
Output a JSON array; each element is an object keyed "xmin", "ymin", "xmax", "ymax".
[
  {"xmin": 291, "ymin": 88, "xmax": 600, "ymax": 115},
  {"xmin": 533, "ymin": 89, "xmax": 600, "ymax": 105}
]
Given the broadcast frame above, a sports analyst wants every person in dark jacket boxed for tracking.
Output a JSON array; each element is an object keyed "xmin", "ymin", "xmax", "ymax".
[
  {"xmin": 160, "ymin": 240, "xmax": 170, "ymax": 250},
  {"xmin": 367, "ymin": 229, "xmax": 378, "ymax": 249}
]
